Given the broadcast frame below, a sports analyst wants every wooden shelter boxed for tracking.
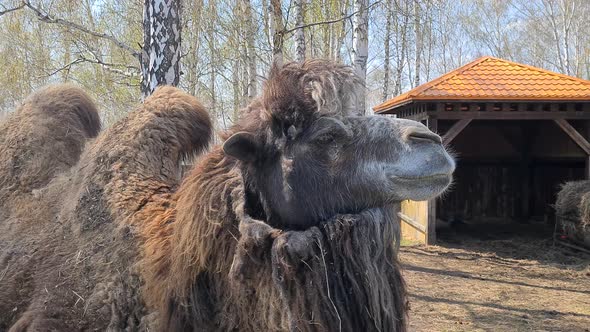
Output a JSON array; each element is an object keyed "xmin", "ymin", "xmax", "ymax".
[{"xmin": 374, "ymin": 56, "xmax": 590, "ymax": 245}]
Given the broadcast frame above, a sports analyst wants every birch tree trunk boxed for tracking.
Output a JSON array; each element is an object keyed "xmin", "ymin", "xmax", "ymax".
[
  {"xmin": 383, "ymin": 0, "xmax": 392, "ymax": 101},
  {"xmin": 208, "ymin": 0, "xmax": 217, "ymax": 117},
  {"xmin": 242, "ymin": 0, "xmax": 258, "ymax": 98},
  {"xmin": 270, "ymin": 0, "xmax": 284, "ymax": 66},
  {"xmin": 141, "ymin": 0, "xmax": 182, "ymax": 99},
  {"xmin": 414, "ymin": 0, "xmax": 422, "ymax": 88},
  {"xmin": 334, "ymin": 1, "xmax": 348, "ymax": 61},
  {"xmin": 294, "ymin": 0, "xmax": 306, "ymax": 62},
  {"xmin": 394, "ymin": 1, "xmax": 409, "ymax": 96},
  {"xmin": 352, "ymin": 0, "xmax": 368, "ymax": 114}
]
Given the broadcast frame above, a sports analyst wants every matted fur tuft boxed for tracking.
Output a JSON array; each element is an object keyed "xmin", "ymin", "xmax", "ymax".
[
  {"xmin": 263, "ymin": 60, "xmax": 364, "ymax": 119},
  {"xmin": 221, "ymin": 60, "xmax": 364, "ymax": 141}
]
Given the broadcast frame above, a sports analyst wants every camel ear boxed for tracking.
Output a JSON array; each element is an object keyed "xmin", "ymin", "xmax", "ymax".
[{"xmin": 223, "ymin": 132, "xmax": 259, "ymax": 162}]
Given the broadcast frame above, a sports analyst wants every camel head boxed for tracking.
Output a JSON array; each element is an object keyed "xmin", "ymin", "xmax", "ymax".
[{"xmin": 223, "ymin": 60, "xmax": 455, "ymax": 229}]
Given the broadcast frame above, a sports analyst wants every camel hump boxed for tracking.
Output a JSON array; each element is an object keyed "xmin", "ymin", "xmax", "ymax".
[
  {"xmin": 142, "ymin": 86, "xmax": 213, "ymax": 157},
  {"xmin": 0, "ymin": 84, "xmax": 101, "ymax": 202},
  {"xmin": 76, "ymin": 86, "xmax": 212, "ymax": 219},
  {"xmin": 23, "ymin": 84, "xmax": 101, "ymax": 138}
]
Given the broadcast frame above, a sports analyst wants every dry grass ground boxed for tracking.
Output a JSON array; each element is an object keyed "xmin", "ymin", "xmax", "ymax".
[{"xmin": 401, "ymin": 220, "xmax": 590, "ymax": 332}]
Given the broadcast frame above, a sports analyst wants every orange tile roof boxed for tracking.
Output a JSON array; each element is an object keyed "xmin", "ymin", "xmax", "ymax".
[{"xmin": 374, "ymin": 56, "xmax": 590, "ymax": 113}]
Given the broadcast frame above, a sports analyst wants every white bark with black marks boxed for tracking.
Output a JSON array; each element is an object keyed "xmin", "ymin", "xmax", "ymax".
[{"xmin": 141, "ymin": 0, "xmax": 182, "ymax": 99}]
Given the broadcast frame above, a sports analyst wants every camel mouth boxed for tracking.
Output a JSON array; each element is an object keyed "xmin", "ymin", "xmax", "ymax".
[
  {"xmin": 387, "ymin": 171, "xmax": 454, "ymax": 186},
  {"xmin": 385, "ymin": 147, "xmax": 456, "ymax": 200},
  {"xmin": 393, "ymin": 173, "xmax": 452, "ymax": 182},
  {"xmin": 387, "ymin": 172, "xmax": 453, "ymax": 201}
]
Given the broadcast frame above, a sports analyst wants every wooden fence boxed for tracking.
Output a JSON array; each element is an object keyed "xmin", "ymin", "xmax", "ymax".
[{"xmin": 399, "ymin": 200, "xmax": 428, "ymax": 244}]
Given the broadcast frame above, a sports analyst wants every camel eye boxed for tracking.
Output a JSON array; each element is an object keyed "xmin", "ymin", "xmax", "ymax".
[{"xmin": 315, "ymin": 133, "xmax": 335, "ymax": 144}]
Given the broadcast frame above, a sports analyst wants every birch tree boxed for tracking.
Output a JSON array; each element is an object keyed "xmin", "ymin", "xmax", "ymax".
[
  {"xmin": 413, "ymin": 0, "xmax": 422, "ymax": 87},
  {"xmin": 394, "ymin": 0, "xmax": 410, "ymax": 95},
  {"xmin": 383, "ymin": 0, "xmax": 392, "ymax": 101},
  {"xmin": 141, "ymin": 0, "xmax": 182, "ymax": 98},
  {"xmin": 270, "ymin": 0, "xmax": 284, "ymax": 65},
  {"xmin": 5, "ymin": 0, "xmax": 590, "ymax": 127},
  {"xmin": 352, "ymin": 0, "xmax": 368, "ymax": 113},
  {"xmin": 242, "ymin": 0, "xmax": 258, "ymax": 98},
  {"xmin": 207, "ymin": 0, "xmax": 217, "ymax": 116},
  {"xmin": 294, "ymin": 0, "xmax": 306, "ymax": 62}
]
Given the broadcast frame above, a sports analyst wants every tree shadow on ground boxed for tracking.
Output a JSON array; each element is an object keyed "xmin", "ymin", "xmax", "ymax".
[
  {"xmin": 410, "ymin": 293, "xmax": 590, "ymax": 332},
  {"xmin": 435, "ymin": 218, "xmax": 590, "ymax": 269},
  {"xmin": 404, "ymin": 263, "xmax": 590, "ymax": 295}
]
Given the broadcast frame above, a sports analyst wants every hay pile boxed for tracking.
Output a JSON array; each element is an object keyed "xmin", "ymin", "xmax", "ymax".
[
  {"xmin": 555, "ymin": 181, "xmax": 590, "ymax": 227},
  {"xmin": 555, "ymin": 181, "xmax": 590, "ymax": 247}
]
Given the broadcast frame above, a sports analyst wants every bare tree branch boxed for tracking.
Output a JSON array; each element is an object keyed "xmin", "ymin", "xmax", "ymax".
[
  {"xmin": 81, "ymin": 56, "xmax": 140, "ymax": 77},
  {"xmin": 42, "ymin": 55, "xmax": 139, "ymax": 79},
  {"xmin": 50, "ymin": 59, "xmax": 83, "ymax": 77},
  {"xmin": 284, "ymin": 0, "xmax": 381, "ymax": 35},
  {"xmin": 22, "ymin": 0, "xmax": 140, "ymax": 59},
  {"xmin": 83, "ymin": 47, "xmax": 140, "ymax": 77},
  {"xmin": 0, "ymin": 3, "xmax": 24, "ymax": 17}
]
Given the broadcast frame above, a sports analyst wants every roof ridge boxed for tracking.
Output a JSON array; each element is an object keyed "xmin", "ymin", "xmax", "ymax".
[
  {"xmin": 373, "ymin": 56, "xmax": 590, "ymax": 113},
  {"xmin": 490, "ymin": 56, "xmax": 590, "ymax": 86},
  {"xmin": 400, "ymin": 57, "xmax": 492, "ymax": 99},
  {"xmin": 417, "ymin": 56, "xmax": 493, "ymax": 96},
  {"xmin": 373, "ymin": 57, "xmax": 493, "ymax": 112}
]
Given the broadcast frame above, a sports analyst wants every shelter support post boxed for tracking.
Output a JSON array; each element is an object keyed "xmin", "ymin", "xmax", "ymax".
[
  {"xmin": 426, "ymin": 199, "xmax": 436, "ymax": 245},
  {"xmin": 554, "ymin": 119, "xmax": 590, "ymax": 179},
  {"xmin": 427, "ymin": 117, "xmax": 438, "ymax": 245},
  {"xmin": 520, "ymin": 126, "xmax": 533, "ymax": 221},
  {"xmin": 587, "ymin": 121, "xmax": 590, "ymax": 179}
]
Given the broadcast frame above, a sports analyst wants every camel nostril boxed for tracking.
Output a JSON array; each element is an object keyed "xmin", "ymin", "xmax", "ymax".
[{"xmin": 407, "ymin": 128, "xmax": 442, "ymax": 144}]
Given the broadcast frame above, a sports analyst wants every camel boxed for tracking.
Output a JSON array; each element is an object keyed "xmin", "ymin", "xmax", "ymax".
[{"xmin": 0, "ymin": 60, "xmax": 455, "ymax": 331}]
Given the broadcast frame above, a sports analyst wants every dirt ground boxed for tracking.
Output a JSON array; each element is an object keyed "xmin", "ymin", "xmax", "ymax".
[{"xmin": 401, "ymin": 220, "xmax": 590, "ymax": 332}]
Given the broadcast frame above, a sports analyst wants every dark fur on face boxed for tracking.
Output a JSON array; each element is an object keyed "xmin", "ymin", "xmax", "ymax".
[{"xmin": 224, "ymin": 61, "xmax": 453, "ymax": 230}]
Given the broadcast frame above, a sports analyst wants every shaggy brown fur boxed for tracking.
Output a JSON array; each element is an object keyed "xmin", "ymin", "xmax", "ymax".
[
  {"xmin": 0, "ymin": 85, "xmax": 211, "ymax": 330},
  {"xmin": 1, "ymin": 60, "xmax": 415, "ymax": 331},
  {"xmin": 138, "ymin": 148, "xmax": 406, "ymax": 331},
  {"xmin": 0, "ymin": 85, "xmax": 99, "ymax": 212},
  {"xmin": 138, "ymin": 61, "xmax": 409, "ymax": 331}
]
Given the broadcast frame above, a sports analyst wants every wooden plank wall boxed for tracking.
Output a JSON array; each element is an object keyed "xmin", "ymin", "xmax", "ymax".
[
  {"xmin": 400, "ymin": 200, "xmax": 428, "ymax": 243},
  {"xmin": 436, "ymin": 119, "xmax": 587, "ymax": 222},
  {"xmin": 437, "ymin": 161, "xmax": 584, "ymax": 221}
]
